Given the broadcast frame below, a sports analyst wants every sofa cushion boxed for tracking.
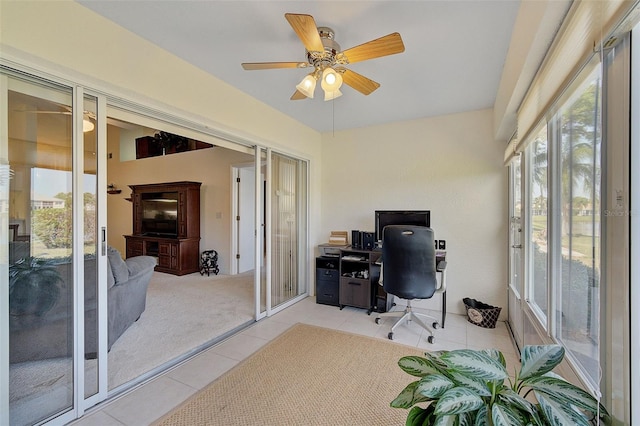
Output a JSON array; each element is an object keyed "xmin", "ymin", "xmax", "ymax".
[
  {"xmin": 107, "ymin": 246, "xmax": 129, "ymax": 284},
  {"xmin": 107, "ymin": 260, "xmax": 116, "ymax": 289},
  {"xmin": 126, "ymin": 256, "xmax": 157, "ymax": 279}
]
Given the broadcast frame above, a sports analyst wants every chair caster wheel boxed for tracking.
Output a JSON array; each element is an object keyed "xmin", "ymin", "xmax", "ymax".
[
  {"xmin": 432, "ymin": 322, "xmax": 440, "ymax": 329},
  {"xmin": 388, "ymin": 332, "xmax": 394, "ymax": 340},
  {"xmin": 427, "ymin": 335, "xmax": 435, "ymax": 344},
  {"xmin": 375, "ymin": 317, "xmax": 381, "ymax": 324}
]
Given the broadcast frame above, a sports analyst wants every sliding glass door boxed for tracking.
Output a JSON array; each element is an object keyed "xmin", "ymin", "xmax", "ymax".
[
  {"xmin": 2, "ymin": 71, "xmax": 107, "ymax": 425},
  {"xmin": 5, "ymin": 76, "xmax": 77, "ymax": 425},
  {"xmin": 269, "ymin": 152, "xmax": 308, "ymax": 310},
  {"xmin": 257, "ymin": 149, "xmax": 308, "ymax": 318},
  {"xmin": 507, "ymin": 154, "xmax": 524, "ymax": 350}
]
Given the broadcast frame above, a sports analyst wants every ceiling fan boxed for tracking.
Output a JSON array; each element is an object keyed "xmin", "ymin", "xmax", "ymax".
[
  {"xmin": 14, "ymin": 106, "xmax": 96, "ymax": 132},
  {"xmin": 242, "ymin": 13, "xmax": 405, "ymax": 101}
]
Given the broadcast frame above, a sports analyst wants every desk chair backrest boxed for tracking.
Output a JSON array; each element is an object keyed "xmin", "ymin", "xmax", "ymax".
[{"xmin": 382, "ymin": 225, "xmax": 437, "ymax": 300}]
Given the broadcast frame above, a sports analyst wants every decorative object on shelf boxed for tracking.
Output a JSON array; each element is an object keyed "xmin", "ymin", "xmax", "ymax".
[
  {"xmin": 135, "ymin": 133, "xmax": 213, "ymax": 159},
  {"xmin": 392, "ymin": 345, "xmax": 609, "ymax": 425},
  {"xmin": 154, "ymin": 131, "xmax": 189, "ymax": 155},
  {"xmin": 200, "ymin": 250, "xmax": 220, "ymax": 276},
  {"xmin": 107, "ymin": 183, "xmax": 122, "ymax": 194}
]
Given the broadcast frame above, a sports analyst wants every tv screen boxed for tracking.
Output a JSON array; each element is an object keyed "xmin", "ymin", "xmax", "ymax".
[
  {"xmin": 375, "ymin": 210, "xmax": 431, "ymax": 243},
  {"xmin": 141, "ymin": 192, "xmax": 179, "ymax": 236}
]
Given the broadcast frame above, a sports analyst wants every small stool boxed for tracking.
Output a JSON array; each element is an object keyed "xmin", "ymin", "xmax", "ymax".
[{"xmin": 200, "ymin": 250, "xmax": 219, "ymax": 276}]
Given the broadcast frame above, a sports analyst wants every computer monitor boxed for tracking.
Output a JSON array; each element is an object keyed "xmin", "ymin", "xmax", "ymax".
[{"xmin": 374, "ymin": 210, "xmax": 431, "ymax": 244}]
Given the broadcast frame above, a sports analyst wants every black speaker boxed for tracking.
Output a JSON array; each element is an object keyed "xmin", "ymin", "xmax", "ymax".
[
  {"xmin": 351, "ymin": 230, "xmax": 361, "ymax": 249},
  {"xmin": 362, "ymin": 232, "xmax": 375, "ymax": 250}
]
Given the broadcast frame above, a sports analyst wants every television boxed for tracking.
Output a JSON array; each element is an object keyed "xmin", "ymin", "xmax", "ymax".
[
  {"xmin": 374, "ymin": 210, "xmax": 431, "ymax": 244},
  {"xmin": 141, "ymin": 192, "xmax": 179, "ymax": 237}
]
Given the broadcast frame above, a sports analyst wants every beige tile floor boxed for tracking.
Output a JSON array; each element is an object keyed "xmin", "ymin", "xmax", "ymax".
[{"xmin": 70, "ymin": 297, "xmax": 519, "ymax": 426}]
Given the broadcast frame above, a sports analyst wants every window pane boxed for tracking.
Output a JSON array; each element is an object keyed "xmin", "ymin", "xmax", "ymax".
[
  {"xmin": 556, "ymin": 69, "xmax": 601, "ymax": 385},
  {"xmin": 529, "ymin": 125, "xmax": 549, "ymax": 321},
  {"xmin": 8, "ymin": 78, "xmax": 75, "ymax": 425}
]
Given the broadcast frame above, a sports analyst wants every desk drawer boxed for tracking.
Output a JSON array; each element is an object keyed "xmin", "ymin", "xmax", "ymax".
[
  {"xmin": 339, "ymin": 277, "xmax": 371, "ymax": 309},
  {"xmin": 316, "ymin": 268, "xmax": 339, "ymax": 281},
  {"xmin": 316, "ymin": 279, "xmax": 339, "ymax": 306}
]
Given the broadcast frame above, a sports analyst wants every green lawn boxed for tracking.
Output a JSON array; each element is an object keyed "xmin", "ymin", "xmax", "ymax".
[{"xmin": 531, "ymin": 214, "xmax": 598, "ymax": 266}]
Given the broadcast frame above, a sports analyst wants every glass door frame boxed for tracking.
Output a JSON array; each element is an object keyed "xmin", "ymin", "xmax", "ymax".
[
  {"xmin": 507, "ymin": 152, "xmax": 524, "ymax": 351},
  {"xmin": 254, "ymin": 146, "xmax": 310, "ymax": 320},
  {"xmin": 0, "ymin": 69, "xmax": 109, "ymax": 424}
]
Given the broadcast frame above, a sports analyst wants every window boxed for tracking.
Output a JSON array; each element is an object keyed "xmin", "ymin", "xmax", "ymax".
[
  {"xmin": 528, "ymin": 125, "xmax": 549, "ymax": 322},
  {"xmin": 522, "ymin": 63, "xmax": 603, "ymax": 388},
  {"xmin": 555, "ymin": 67, "xmax": 602, "ymax": 385}
]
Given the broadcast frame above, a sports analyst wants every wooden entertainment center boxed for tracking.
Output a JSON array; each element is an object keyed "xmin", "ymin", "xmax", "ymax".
[{"xmin": 124, "ymin": 181, "xmax": 201, "ymax": 275}]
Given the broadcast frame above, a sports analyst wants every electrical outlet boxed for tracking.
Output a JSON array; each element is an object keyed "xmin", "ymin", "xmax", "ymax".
[{"xmin": 438, "ymin": 240, "xmax": 446, "ymax": 250}]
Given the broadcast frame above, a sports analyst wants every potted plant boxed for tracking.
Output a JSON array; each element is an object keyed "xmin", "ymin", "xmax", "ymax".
[
  {"xmin": 392, "ymin": 345, "xmax": 609, "ymax": 425},
  {"xmin": 9, "ymin": 257, "xmax": 62, "ymax": 316}
]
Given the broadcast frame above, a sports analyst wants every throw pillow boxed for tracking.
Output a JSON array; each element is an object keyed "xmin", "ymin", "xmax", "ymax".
[{"xmin": 107, "ymin": 246, "xmax": 129, "ymax": 284}]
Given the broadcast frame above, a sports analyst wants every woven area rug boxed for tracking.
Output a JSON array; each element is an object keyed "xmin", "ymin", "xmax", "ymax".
[{"xmin": 153, "ymin": 323, "xmax": 425, "ymax": 426}]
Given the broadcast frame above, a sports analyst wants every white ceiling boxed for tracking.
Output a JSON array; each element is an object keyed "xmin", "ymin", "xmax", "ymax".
[{"xmin": 77, "ymin": 1, "xmax": 552, "ymax": 133}]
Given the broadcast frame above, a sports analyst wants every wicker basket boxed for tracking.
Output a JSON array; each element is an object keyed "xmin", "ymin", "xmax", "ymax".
[{"xmin": 463, "ymin": 297, "xmax": 501, "ymax": 329}]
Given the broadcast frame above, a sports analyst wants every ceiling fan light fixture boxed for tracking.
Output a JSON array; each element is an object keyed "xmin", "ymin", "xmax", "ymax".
[
  {"xmin": 324, "ymin": 88, "xmax": 343, "ymax": 101},
  {"xmin": 295, "ymin": 74, "xmax": 317, "ymax": 98},
  {"xmin": 83, "ymin": 118, "xmax": 95, "ymax": 132},
  {"xmin": 321, "ymin": 67, "xmax": 343, "ymax": 92}
]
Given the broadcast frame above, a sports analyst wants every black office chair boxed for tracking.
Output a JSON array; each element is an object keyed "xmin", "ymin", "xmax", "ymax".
[{"xmin": 375, "ymin": 225, "xmax": 447, "ymax": 343}]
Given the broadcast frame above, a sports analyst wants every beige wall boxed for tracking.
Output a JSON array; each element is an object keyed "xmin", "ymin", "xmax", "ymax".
[
  {"xmin": 1, "ymin": 1, "xmax": 324, "ymax": 281},
  {"xmin": 2, "ymin": 1, "xmax": 508, "ymax": 313},
  {"xmin": 320, "ymin": 108, "xmax": 508, "ymax": 316},
  {"xmin": 106, "ymin": 126, "xmax": 253, "ymax": 274}
]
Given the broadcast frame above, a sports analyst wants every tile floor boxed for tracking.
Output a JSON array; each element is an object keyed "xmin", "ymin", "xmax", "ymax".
[{"xmin": 70, "ymin": 297, "xmax": 519, "ymax": 426}]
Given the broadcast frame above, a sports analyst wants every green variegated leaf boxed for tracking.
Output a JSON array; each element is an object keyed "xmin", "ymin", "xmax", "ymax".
[
  {"xmin": 457, "ymin": 411, "xmax": 475, "ymax": 426},
  {"xmin": 492, "ymin": 402, "xmax": 527, "ymax": 426},
  {"xmin": 536, "ymin": 391, "xmax": 591, "ymax": 426},
  {"xmin": 519, "ymin": 345, "xmax": 564, "ymax": 380},
  {"xmin": 441, "ymin": 350, "xmax": 508, "ymax": 380},
  {"xmin": 473, "ymin": 406, "xmax": 490, "ymax": 426},
  {"xmin": 480, "ymin": 348, "xmax": 506, "ymax": 368},
  {"xmin": 435, "ymin": 387, "xmax": 484, "ymax": 415},
  {"xmin": 433, "ymin": 414, "xmax": 458, "ymax": 426},
  {"xmin": 525, "ymin": 376, "xmax": 601, "ymax": 414},
  {"xmin": 406, "ymin": 406, "xmax": 433, "ymax": 426},
  {"xmin": 449, "ymin": 371, "xmax": 491, "ymax": 397},
  {"xmin": 399, "ymin": 355, "xmax": 441, "ymax": 377},
  {"xmin": 496, "ymin": 388, "xmax": 537, "ymax": 418},
  {"xmin": 416, "ymin": 374, "xmax": 455, "ymax": 398},
  {"xmin": 424, "ymin": 351, "xmax": 451, "ymax": 373},
  {"xmin": 391, "ymin": 381, "xmax": 420, "ymax": 408}
]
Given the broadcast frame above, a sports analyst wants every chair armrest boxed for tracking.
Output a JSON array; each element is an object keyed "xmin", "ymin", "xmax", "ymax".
[{"xmin": 435, "ymin": 260, "xmax": 447, "ymax": 293}]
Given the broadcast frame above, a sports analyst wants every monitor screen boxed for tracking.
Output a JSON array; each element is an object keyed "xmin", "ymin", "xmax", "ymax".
[{"xmin": 375, "ymin": 210, "xmax": 431, "ymax": 243}]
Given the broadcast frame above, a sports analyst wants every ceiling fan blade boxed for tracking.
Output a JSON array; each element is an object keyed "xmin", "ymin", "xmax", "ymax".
[
  {"xmin": 340, "ymin": 69, "xmax": 380, "ymax": 95},
  {"xmin": 290, "ymin": 90, "xmax": 308, "ymax": 100},
  {"xmin": 341, "ymin": 32, "xmax": 405, "ymax": 64},
  {"xmin": 285, "ymin": 13, "xmax": 324, "ymax": 53},
  {"xmin": 16, "ymin": 110, "xmax": 71, "ymax": 114},
  {"xmin": 242, "ymin": 62, "xmax": 309, "ymax": 70}
]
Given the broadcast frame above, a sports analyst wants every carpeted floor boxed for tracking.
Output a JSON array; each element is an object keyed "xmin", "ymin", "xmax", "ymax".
[
  {"xmin": 10, "ymin": 271, "xmax": 254, "ymax": 424},
  {"xmin": 108, "ymin": 270, "xmax": 254, "ymax": 388},
  {"xmin": 153, "ymin": 323, "xmax": 425, "ymax": 426}
]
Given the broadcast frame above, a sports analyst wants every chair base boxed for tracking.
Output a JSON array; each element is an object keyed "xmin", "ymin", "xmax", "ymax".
[{"xmin": 375, "ymin": 301, "xmax": 439, "ymax": 343}]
